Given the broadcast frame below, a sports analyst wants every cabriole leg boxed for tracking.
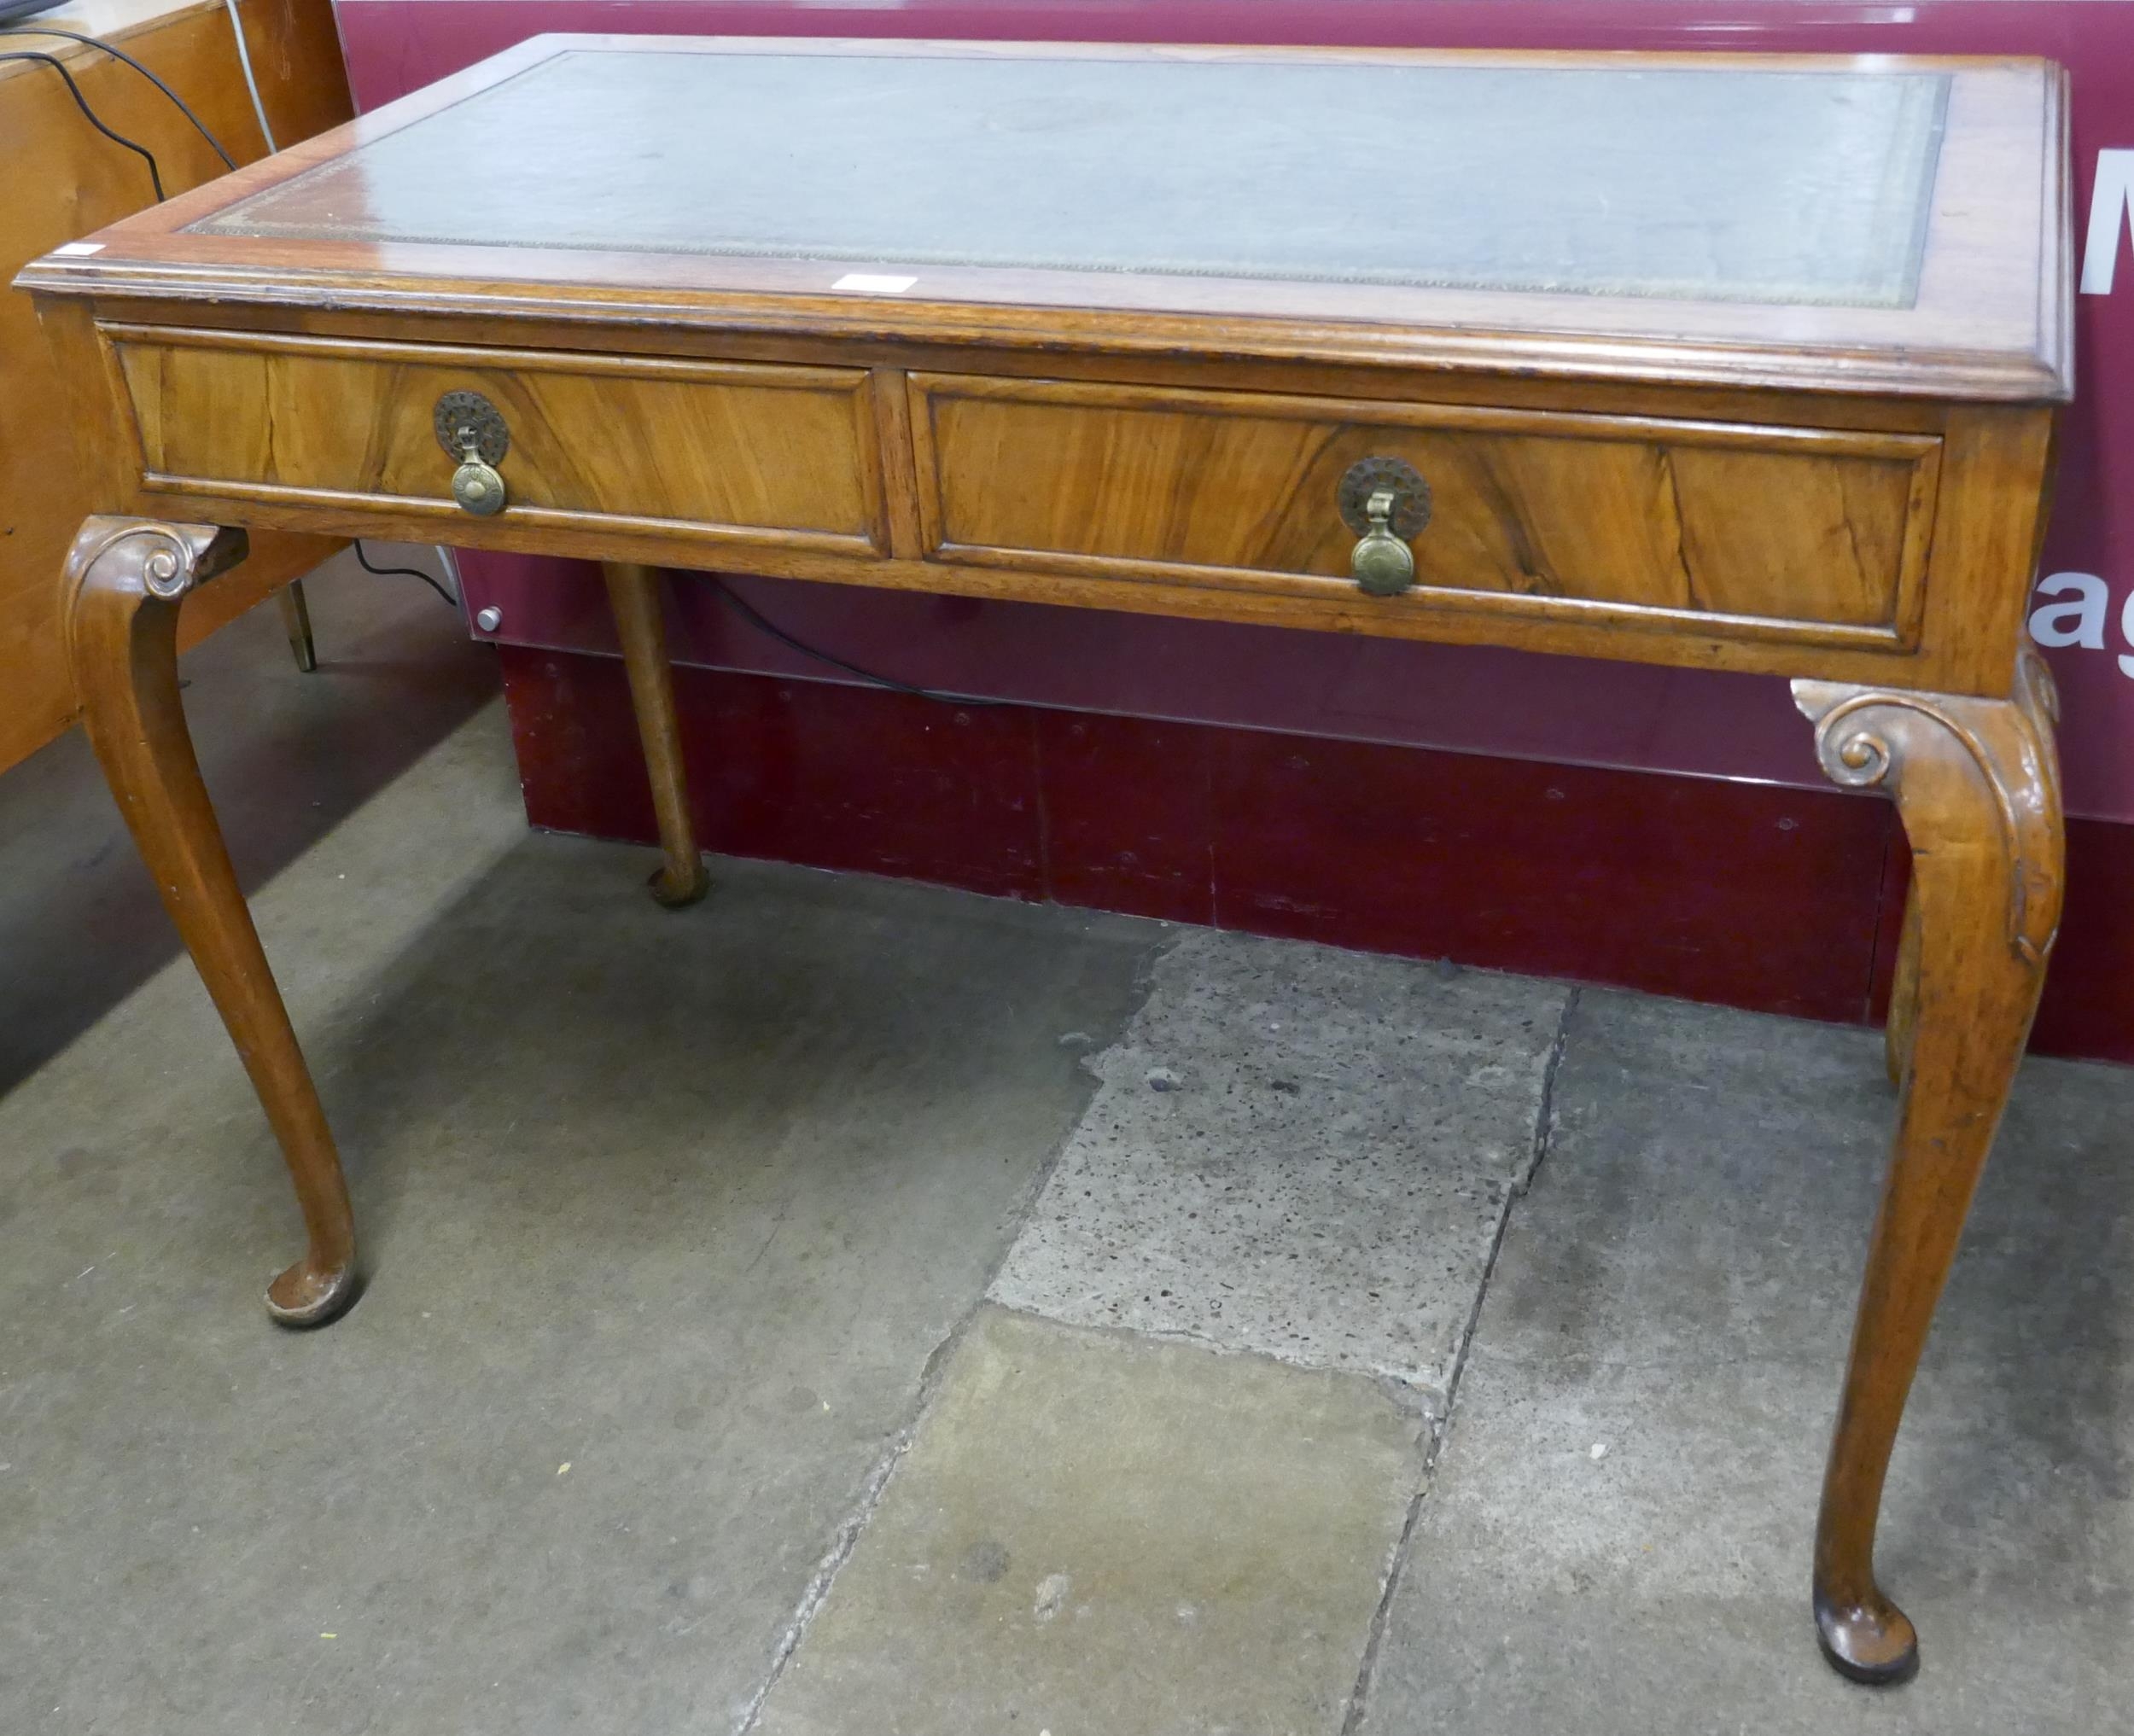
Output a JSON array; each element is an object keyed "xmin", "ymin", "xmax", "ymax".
[
  {"xmin": 601, "ymin": 560, "xmax": 710, "ymax": 907},
  {"xmin": 1885, "ymin": 883, "xmax": 1921, "ymax": 1088},
  {"xmin": 62, "ymin": 517, "xmax": 358, "ymax": 1326},
  {"xmin": 1793, "ymin": 648, "xmax": 2062, "ymax": 1684}
]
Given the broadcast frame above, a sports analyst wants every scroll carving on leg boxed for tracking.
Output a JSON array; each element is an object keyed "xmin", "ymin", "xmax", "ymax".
[
  {"xmin": 1792, "ymin": 646, "xmax": 2062, "ymax": 1685},
  {"xmin": 61, "ymin": 516, "xmax": 359, "ymax": 1326}
]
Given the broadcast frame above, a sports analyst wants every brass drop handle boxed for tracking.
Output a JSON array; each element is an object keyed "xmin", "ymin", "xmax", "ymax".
[
  {"xmin": 1350, "ymin": 488, "xmax": 1415, "ymax": 596},
  {"xmin": 434, "ymin": 389, "xmax": 510, "ymax": 517},
  {"xmin": 1336, "ymin": 456, "xmax": 1431, "ymax": 597},
  {"xmin": 450, "ymin": 431, "xmax": 507, "ymax": 516}
]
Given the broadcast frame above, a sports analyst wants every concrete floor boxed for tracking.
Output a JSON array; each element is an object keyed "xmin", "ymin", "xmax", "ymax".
[{"xmin": 1, "ymin": 562, "xmax": 2127, "ymax": 1733}]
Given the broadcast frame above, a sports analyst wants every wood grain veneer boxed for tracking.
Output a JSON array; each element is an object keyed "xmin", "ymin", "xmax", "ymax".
[
  {"xmin": 910, "ymin": 373, "xmax": 1942, "ymax": 649},
  {"xmin": 108, "ymin": 325, "xmax": 890, "ymax": 556}
]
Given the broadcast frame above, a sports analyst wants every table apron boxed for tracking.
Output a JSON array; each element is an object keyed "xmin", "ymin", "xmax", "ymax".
[{"xmin": 92, "ymin": 320, "xmax": 2055, "ymax": 697}]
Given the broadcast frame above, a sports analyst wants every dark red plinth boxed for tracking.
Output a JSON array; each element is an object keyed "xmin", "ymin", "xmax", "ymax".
[
  {"xmin": 505, "ymin": 648, "xmax": 2108, "ymax": 1049},
  {"xmin": 500, "ymin": 648, "xmax": 2133, "ymax": 1060},
  {"xmin": 501, "ymin": 644, "xmax": 1047, "ymax": 900},
  {"xmin": 502, "ymin": 644, "xmax": 2134, "ymax": 1063}
]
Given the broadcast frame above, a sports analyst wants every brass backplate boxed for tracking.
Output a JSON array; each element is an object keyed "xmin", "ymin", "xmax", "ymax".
[
  {"xmin": 434, "ymin": 390, "xmax": 510, "ymax": 465},
  {"xmin": 1337, "ymin": 457, "xmax": 1431, "ymax": 540}
]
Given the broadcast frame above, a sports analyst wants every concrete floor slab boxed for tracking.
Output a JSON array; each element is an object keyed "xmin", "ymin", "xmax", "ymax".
[
  {"xmin": 754, "ymin": 1304, "xmax": 1426, "ymax": 1736},
  {"xmin": 0, "ymin": 585, "xmax": 1165, "ymax": 1734},
  {"xmin": 991, "ymin": 933, "xmax": 1570, "ymax": 1395},
  {"xmin": 1361, "ymin": 990, "xmax": 2133, "ymax": 1734}
]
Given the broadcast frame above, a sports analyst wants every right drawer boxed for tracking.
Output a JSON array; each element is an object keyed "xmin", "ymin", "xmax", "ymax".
[{"xmin": 908, "ymin": 373, "xmax": 1944, "ymax": 650}]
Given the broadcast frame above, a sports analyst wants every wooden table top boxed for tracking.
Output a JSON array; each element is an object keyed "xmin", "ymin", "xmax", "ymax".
[{"xmin": 19, "ymin": 36, "xmax": 2072, "ymax": 403}]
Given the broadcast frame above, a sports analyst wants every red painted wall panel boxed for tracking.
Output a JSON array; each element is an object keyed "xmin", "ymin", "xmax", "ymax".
[
  {"xmin": 502, "ymin": 648, "xmax": 1047, "ymax": 900},
  {"xmin": 503, "ymin": 645, "xmax": 2133, "ymax": 1060},
  {"xmin": 502, "ymin": 649, "xmax": 1908, "ymax": 1029},
  {"xmin": 1202, "ymin": 731, "xmax": 1892, "ymax": 1024}
]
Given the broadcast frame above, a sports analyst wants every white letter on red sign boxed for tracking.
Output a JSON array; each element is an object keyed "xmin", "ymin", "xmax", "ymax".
[{"xmin": 2082, "ymin": 150, "xmax": 2134, "ymax": 294}]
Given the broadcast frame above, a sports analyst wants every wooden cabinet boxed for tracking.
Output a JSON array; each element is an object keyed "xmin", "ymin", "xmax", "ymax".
[{"xmin": 0, "ymin": 0, "xmax": 353, "ymax": 774}]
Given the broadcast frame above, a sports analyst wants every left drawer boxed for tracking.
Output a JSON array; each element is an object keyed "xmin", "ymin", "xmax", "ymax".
[{"xmin": 103, "ymin": 325, "xmax": 889, "ymax": 556}]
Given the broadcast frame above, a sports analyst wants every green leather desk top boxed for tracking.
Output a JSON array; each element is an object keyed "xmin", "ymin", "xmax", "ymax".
[{"xmin": 191, "ymin": 45, "xmax": 1950, "ymax": 309}]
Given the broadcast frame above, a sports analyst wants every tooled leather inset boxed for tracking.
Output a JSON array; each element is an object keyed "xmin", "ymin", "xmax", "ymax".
[{"xmin": 63, "ymin": 517, "xmax": 248, "ymax": 605}]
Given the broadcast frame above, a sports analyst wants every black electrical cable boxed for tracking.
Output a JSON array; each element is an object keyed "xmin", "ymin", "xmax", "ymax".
[
  {"xmin": 0, "ymin": 50, "xmax": 163, "ymax": 198},
  {"xmin": 705, "ymin": 575, "xmax": 1002, "ymax": 707},
  {"xmin": 0, "ymin": 25, "xmax": 238, "ymax": 168},
  {"xmin": 353, "ymin": 539, "xmax": 458, "ymax": 609}
]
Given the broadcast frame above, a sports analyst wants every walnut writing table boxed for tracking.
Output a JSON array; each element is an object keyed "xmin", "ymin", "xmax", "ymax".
[{"xmin": 19, "ymin": 37, "xmax": 2072, "ymax": 1686}]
